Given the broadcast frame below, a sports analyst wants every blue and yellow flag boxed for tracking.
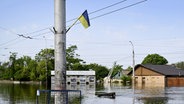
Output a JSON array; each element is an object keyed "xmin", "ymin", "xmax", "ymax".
[{"xmin": 78, "ymin": 10, "xmax": 90, "ymax": 29}]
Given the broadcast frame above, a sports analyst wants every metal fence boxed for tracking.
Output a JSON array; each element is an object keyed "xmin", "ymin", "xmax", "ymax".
[{"xmin": 36, "ymin": 90, "xmax": 81, "ymax": 104}]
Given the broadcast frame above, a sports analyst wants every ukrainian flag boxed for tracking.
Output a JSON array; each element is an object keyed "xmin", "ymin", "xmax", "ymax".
[{"xmin": 78, "ymin": 10, "xmax": 90, "ymax": 29}]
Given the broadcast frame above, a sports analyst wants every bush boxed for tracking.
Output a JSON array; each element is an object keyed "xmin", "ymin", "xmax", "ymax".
[{"xmin": 121, "ymin": 75, "xmax": 132, "ymax": 85}]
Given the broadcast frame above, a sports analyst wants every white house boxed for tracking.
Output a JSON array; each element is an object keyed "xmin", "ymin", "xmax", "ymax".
[{"xmin": 51, "ymin": 70, "xmax": 96, "ymax": 89}]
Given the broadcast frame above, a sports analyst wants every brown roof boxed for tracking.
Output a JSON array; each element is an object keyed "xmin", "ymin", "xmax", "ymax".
[{"xmin": 129, "ymin": 64, "xmax": 184, "ymax": 77}]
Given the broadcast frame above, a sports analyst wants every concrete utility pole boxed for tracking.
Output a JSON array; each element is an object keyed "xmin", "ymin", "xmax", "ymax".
[
  {"xmin": 54, "ymin": 0, "xmax": 66, "ymax": 103},
  {"xmin": 129, "ymin": 41, "xmax": 135, "ymax": 80}
]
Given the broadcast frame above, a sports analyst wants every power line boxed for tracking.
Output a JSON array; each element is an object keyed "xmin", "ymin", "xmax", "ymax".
[
  {"xmin": 0, "ymin": 26, "xmax": 18, "ymax": 35},
  {"xmin": 90, "ymin": 0, "xmax": 128, "ymax": 15},
  {"xmin": 91, "ymin": 0, "xmax": 147, "ymax": 20},
  {"xmin": 2, "ymin": 0, "xmax": 146, "ymax": 40},
  {"xmin": 24, "ymin": 26, "xmax": 52, "ymax": 36},
  {"xmin": 0, "ymin": 37, "xmax": 20, "ymax": 46},
  {"xmin": 31, "ymin": 31, "xmax": 52, "ymax": 38},
  {"xmin": 0, "ymin": 0, "xmax": 147, "ymax": 47},
  {"xmin": 19, "ymin": 0, "xmax": 147, "ymax": 39},
  {"xmin": 66, "ymin": 0, "xmax": 128, "ymax": 23},
  {"xmin": 0, "ymin": 26, "xmax": 35, "ymax": 39}
]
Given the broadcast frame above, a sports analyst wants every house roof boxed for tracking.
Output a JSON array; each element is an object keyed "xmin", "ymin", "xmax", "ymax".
[
  {"xmin": 51, "ymin": 70, "xmax": 95, "ymax": 76},
  {"xmin": 129, "ymin": 64, "xmax": 184, "ymax": 77}
]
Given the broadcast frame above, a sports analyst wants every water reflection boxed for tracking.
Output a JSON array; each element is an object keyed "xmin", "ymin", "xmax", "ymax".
[
  {"xmin": 0, "ymin": 83, "xmax": 45, "ymax": 104},
  {"xmin": 82, "ymin": 83, "xmax": 184, "ymax": 104},
  {"xmin": 0, "ymin": 83, "xmax": 184, "ymax": 104},
  {"xmin": 134, "ymin": 86, "xmax": 168, "ymax": 104}
]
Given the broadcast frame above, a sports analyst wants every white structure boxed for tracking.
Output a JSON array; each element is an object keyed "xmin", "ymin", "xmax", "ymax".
[
  {"xmin": 104, "ymin": 68, "xmax": 114, "ymax": 83},
  {"xmin": 51, "ymin": 70, "xmax": 96, "ymax": 89}
]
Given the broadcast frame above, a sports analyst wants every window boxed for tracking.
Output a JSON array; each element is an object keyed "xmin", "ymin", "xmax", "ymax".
[
  {"xmin": 89, "ymin": 76, "xmax": 95, "ymax": 82},
  {"xmin": 71, "ymin": 78, "xmax": 76, "ymax": 82}
]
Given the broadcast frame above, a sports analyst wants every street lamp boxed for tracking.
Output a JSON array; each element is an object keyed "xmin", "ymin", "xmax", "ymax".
[
  {"xmin": 129, "ymin": 41, "xmax": 135, "ymax": 104},
  {"xmin": 129, "ymin": 41, "xmax": 135, "ymax": 80}
]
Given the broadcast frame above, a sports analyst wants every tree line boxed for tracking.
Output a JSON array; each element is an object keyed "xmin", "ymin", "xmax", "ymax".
[
  {"xmin": 0, "ymin": 45, "xmax": 123, "ymax": 81},
  {"xmin": 0, "ymin": 46, "xmax": 184, "ymax": 82}
]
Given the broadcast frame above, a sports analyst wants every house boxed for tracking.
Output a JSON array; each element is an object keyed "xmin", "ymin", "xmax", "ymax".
[
  {"xmin": 51, "ymin": 70, "xmax": 96, "ymax": 89},
  {"xmin": 111, "ymin": 70, "xmax": 130, "ymax": 83},
  {"xmin": 128, "ymin": 64, "xmax": 184, "ymax": 87},
  {"xmin": 65, "ymin": 70, "xmax": 96, "ymax": 84}
]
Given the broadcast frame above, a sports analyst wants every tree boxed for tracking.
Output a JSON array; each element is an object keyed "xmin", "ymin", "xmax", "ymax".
[
  {"xmin": 141, "ymin": 53, "xmax": 168, "ymax": 65},
  {"xmin": 35, "ymin": 48, "xmax": 54, "ymax": 81},
  {"xmin": 86, "ymin": 63, "xmax": 109, "ymax": 81},
  {"xmin": 174, "ymin": 61, "xmax": 184, "ymax": 70},
  {"xmin": 35, "ymin": 48, "xmax": 54, "ymax": 62},
  {"xmin": 0, "ymin": 45, "xmax": 111, "ymax": 82},
  {"xmin": 126, "ymin": 66, "xmax": 133, "ymax": 71},
  {"xmin": 14, "ymin": 56, "xmax": 32, "ymax": 81},
  {"xmin": 9, "ymin": 52, "xmax": 17, "ymax": 80},
  {"xmin": 0, "ymin": 62, "xmax": 10, "ymax": 79},
  {"xmin": 66, "ymin": 45, "xmax": 86, "ymax": 70},
  {"xmin": 111, "ymin": 62, "xmax": 123, "ymax": 78}
]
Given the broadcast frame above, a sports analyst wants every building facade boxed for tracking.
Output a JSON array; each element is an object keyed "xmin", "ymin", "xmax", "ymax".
[
  {"xmin": 65, "ymin": 71, "xmax": 95, "ymax": 84},
  {"xmin": 128, "ymin": 64, "xmax": 184, "ymax": 87},
  {"xmin": 51, "ymin": 70, "xmax": 96, "ymax": 89}
]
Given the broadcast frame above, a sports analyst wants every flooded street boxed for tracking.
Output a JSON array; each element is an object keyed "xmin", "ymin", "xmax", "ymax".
[
  {"xmin": 0, "ymin": 83, "xmax": 184, "ymax": 104},
  {"xmin": 82, "ymin": 84, "xmax": 184, "ymax": 104}
]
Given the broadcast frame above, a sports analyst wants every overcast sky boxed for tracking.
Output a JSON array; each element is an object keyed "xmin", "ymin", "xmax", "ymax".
[{"xmin": 1, "ymin": 0, "xmax": 184, "ymax": 68}]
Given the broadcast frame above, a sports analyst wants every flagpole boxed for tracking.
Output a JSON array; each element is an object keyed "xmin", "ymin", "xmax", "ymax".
[
  {"xmin": 66, "ymin": 18, "xmax": 79, "ymax": 33},
  {"xmin": 66, "ymin": 10, "xmax": 90, "ymax": 33}
]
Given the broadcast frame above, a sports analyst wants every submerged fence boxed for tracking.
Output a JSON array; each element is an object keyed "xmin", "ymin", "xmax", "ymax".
[{"xmin": 36, "ymin": 90, "xmax": 81, "ymax": 104}]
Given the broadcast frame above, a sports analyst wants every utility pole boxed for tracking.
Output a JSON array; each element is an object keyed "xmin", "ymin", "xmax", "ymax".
[
  {"xmin": 129, "ymin": 41, "xmax": 135, "ymax": 104},
  {"xmin": 129, "ymin": 41, "xmax": 135, "ymax": 81},
  {"xmin": 54, "ymin": 0, "xmax": 66, "ymax": 103}
]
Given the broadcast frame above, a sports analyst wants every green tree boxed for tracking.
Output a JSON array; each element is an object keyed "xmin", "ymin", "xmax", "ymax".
[
  {"xmin": 36, "ymin": 60, "xmax": 47, "ymax": 81},
  {"xmin": 174, "ymin": 61, "xmax": 184, "ymax": 70},
  {"xmin": 0, "ymin": 62, "xmax": 10, "ymax": 79},
  {"xmin": 9, "ymin": 52, "xmax": 17, "ymax": 80},
  {"xmin": 126, "ymin": 66, "xmax": 132, "ymax": 71},
  {"xmin": 141, "ymin": 54, "xmax": 168, "ymax": 65},
  {"xmin": 13, "ymin": 55, "xmax": 34, "ymax": 81},
  {"xmin": 29, "ymin": 60, "xmax": 38, "ymax": 80},
  {"xmin": 111, "ymin": 62, "xmax": 123, "ymax": 78},
  {"xmin": 66, "ymin": 45, "xmax": 86, "ymax": 70},
  {"xmin": 35, "ymin": 48, "xmax": 54, "ymax": 81},
  {"xmin": 86, "ymin": 63, "xmax": 109, "ymax": 81},
  {"xmin": 35, "ymin": 48, "xmax": 54, "ymax": 62}
]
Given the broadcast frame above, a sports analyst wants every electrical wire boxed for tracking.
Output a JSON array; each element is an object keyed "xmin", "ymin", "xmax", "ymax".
[
  {"xmin": 66, "ymin": 0, "xmax": 148, "ymax": 28},
  {"xmin": 0, "ymin": 37, "xmax": 20, "ymax": 46},
  {"xmin": 24, "ymin": 26, "xmax": 52, "ymax": 36},
  {"xmin": 90, "ymin": 0, "xmax": 147, "ymax": 20},
  {"xmin": 0, "ymin": 0, "xmax": 147, "ymax": 47},
  {"xmin": 66, "ymin": 0, "xmax": 128, "ymax": 23}
]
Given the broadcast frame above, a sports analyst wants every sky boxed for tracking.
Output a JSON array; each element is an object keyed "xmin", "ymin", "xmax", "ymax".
[{"xmin": 0, "ymin": 0, "xmax": 184, "ymax": 69}]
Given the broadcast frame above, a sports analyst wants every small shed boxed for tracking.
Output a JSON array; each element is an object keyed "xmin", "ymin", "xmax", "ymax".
[
  {"xmin": 128, "ymin": 64, "xmax": 184, "ymax": 87},
  {"xmin": 51, "ymin": 70, "xmax": 96, "ymax": 88}
]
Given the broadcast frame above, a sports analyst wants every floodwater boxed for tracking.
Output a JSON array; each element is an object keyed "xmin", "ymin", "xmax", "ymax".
[
  {"xmin": 82, "ymin": 84, "xmax": 184, "ymax": 104},
  {"xmin": 0, "ymin": 83, "xmax": 184, "ymax": 104}
]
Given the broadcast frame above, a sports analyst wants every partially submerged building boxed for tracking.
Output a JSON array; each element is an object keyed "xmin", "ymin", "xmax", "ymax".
[
  {"xmin": 51, "ymin": 70, "xmax": 96, "ymax": 89},
  {"xmin": 128, "ymin": 64, "xmax": 184, "ymax": 87},
  {"xmin": 111, "ymin": 70, "xmax": 130, "ymax": 83}
]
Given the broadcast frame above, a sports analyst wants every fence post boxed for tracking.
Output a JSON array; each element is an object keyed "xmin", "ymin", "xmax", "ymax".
[
  {"xmin": 66, "ymin": 90, "xmax": 68, "ymax": 104},
  {"xmin": 36, "ymin": 90, "xmax": 40, "ymax": 104}
]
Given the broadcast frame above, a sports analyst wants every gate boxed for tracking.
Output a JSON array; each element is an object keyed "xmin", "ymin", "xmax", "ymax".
[{"xmin": 36, "ymin": 90, "xmax": 81, "ymax": 104}]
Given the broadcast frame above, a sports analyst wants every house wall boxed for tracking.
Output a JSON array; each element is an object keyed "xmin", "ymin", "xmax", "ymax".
[
  {"xmin": 135, "ymin": 76, "xmax": 165, "ymax": 87},
  {"xmin": 51, "ymin": 71, "xmax": 96, "ymax": 90},
  {"xmin": 135, "ymin": 66, "xmax": 165, "ymax": 87},
  {"xmin": 66, "ymin": 75, "xmax": 95, "ymax": 84},
  {"xmin": 135, "ymin": 67, "xmax": 163, "ymax": 76},
  {"xmin": 166, "ymin": 77, "xmax": 184, "ymax": 87}
]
